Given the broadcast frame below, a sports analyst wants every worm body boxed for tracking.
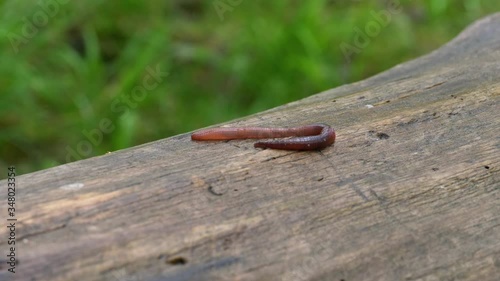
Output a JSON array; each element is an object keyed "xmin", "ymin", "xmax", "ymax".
[{"xmin": 191, "ymin": 124, "xmax": 335, "ymax": 150}]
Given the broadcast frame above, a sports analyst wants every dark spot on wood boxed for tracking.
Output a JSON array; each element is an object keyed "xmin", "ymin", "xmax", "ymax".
[
  {"xmin": 263, "ymin": 156, "xmax": 277, "ymax": 162},
  {"xmin": 484, "ymin": 165, "xmax": 490, "ymax": 169},
  {"xmin": 432, "ymin": 167, "xmax": 439, "ymax": 171},
  {"xmin": 164, "ymin": 257, "xmax": 240, "ymax": 280},
  {"xmin": 168, "ymin": 257, "xmax": 187, "ymax": 265},
  {"xmin": 208, "ymin": 185, "xmax": 224, "ymax": 196},
  {"xmin": 315, "ymin": 176, "xmax": 324, "ymax": 181},
  {"xmin": 358, "ymin": 96, "xmax": 365, "ymax": 100},
  {"xmin": 376, "ymin": 133, "xmax": 390, "ymax": 139},
  {"xmin": 368, "ymin": 130, "xmax": 389, "ymax": 140}
]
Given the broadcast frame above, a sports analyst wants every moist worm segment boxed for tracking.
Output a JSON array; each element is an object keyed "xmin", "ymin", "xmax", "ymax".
[{"xmin": 191, "ymin": 123, "xmax": 335, "ymax": 151}]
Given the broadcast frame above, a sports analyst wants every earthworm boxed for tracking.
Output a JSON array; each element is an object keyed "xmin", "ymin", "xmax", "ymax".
[{"xmin": 191, "ymin": 123, "xmax": 335, "ymax": 150}]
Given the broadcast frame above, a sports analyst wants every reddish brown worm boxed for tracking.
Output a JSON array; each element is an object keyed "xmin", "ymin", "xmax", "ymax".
[{"xmin": 191, "ymin": 123, "xmax": 335, "ymax": 150}]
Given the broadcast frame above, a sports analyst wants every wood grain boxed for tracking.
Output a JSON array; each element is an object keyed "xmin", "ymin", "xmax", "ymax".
[{"xmin": 1, "ymin": 13, "xmax": 499, "ymax": 281}]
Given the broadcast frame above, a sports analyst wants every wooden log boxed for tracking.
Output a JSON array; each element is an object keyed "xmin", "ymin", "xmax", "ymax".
[{"xmin": 1, "ymin": 13, "xmax": 499, "ymax": 281}]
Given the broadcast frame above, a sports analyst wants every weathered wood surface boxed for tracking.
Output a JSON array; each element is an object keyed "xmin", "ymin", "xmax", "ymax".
[{"xmin": 2, "ymin": 13, "xmax": 500, "ymax": 281}]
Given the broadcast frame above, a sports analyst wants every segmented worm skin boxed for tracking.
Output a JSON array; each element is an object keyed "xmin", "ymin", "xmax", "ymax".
[{"xmin": 191, "ymin": 123, "xmax": 335, "ymax": 151}]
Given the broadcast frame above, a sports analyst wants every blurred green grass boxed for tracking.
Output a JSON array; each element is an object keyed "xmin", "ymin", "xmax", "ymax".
[{"xmin": 0, "ymin": 0, "xmax": 498, "ymax": 175}]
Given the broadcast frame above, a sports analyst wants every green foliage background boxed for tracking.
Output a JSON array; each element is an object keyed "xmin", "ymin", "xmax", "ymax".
[{"xmin": 0, "ymin": 0, "xmax": 498, "ymax": 175}]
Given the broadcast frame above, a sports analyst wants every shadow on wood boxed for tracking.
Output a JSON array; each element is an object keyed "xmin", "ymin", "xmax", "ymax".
[{"xmin": 1, "ymin": 13, "xmax": 499, "ymax": 281}]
